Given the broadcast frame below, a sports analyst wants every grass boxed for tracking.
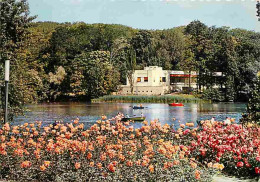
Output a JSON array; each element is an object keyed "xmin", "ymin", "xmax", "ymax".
[{"xmin": 92, "ymin": 94, "xmax": 207, "ymax": 103}]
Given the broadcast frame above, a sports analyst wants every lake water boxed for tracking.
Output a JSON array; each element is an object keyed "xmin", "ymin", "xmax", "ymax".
[{"xmin": 13, "ymin": 102, "xmax": 246, "ymax": 128}]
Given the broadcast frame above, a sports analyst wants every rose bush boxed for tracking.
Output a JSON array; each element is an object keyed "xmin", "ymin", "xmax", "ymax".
[
  {"xmin": 0, "ymin": 119, "xmax": 218, "ymax": 182},
  {"xmin": 175, "ymin": 120, "xmax": 260, "ymax": 178}
]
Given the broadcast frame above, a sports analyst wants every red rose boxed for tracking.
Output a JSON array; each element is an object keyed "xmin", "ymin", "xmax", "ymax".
[{"xmin": 237, "ymin": 162, "xmax": 244, "ymax": 167}]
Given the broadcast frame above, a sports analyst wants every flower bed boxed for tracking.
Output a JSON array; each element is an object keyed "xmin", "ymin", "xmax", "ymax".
[
  {"xmin": 0, "ymin": 119, "xmax": 218, "ymax": 181},
  {"xmin": 1, "ymin": 118, "xmax": 259, "ymax": 181},
  {"xmin": 176, "ymin": 121, "xmax": 260, "ymax": 178}
]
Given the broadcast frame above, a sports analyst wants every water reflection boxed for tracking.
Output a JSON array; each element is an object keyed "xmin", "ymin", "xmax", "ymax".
[{"xmin": 14, "ymin": 102, "xmax": 246, "ymax": 127}]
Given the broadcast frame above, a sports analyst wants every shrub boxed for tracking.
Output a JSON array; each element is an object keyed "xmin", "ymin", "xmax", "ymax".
[
  {"xmin": 201, "ymin": 88, "xmax": 225, "ymax": 102},
  {"xmin": 92, "ymin": 95, "xmax": 204, "ymax": 103}
]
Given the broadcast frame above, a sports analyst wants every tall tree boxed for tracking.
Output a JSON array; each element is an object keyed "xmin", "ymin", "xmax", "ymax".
[
  {"xmin": 126, "ymin": 48, "xmax": 137, "ymax": 94},
  {"xmin": 185, "ymin": 20, "xmax": 212, "ymax": 90},
  {"xmin": 0, "ymin": 0, "xmax": 36, "ymax": 59},
  {"xmin": 0, "ymin": 0, "xmax": 35, "ymax": 116},
  {"xmin": 178, "ymin": 47, "xmax": 196, "ymax": 88},
  {"xmin": 74, "ymin": 51, "xmax": 120, "ymax": 99},
  {"xmin": 130, "ymin": 30, "xmax": 152, "ymax": 68}
]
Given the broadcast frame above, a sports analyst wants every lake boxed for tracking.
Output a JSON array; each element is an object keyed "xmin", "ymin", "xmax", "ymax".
[{"xmin": 13, "ymin": 102, "xmax": 246, "ymax": 128}]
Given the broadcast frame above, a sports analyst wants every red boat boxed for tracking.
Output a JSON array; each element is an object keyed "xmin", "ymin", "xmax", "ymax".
[{"xmin": 169, "ymin": 103, "xmax": 184, "ymax": 107}]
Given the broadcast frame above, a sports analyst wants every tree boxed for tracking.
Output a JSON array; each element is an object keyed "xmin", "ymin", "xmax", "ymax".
[
  {"xmin": 48, "ymin": 66, "xmax": 67, "ymax": 100},
  {"xmin": 130, "ymin": 30, "xmax": 152, "ymax": 68},
  {"xmin": 110, "ymin": 38, "xmax": 137, "ymax": 94},
  {"xmin": 240, "ymin": 74, "xmax": 260, "ymax": 124},
  {"xmin": 178, "ymin": 47, "xmax": 196, "ymax": 88},
  {"xmin": 151, "ymin": 29, "xmax": 187, "ymax": 70},
  {"xmin": 0, "ymin": 0, "xmax": 36, "ymax": 59},
  {"xmin": 247, "ymin": 74, "xmax": 260, "ymax": 123},
  {"xmin": 74, "ymin": 51, "xmax": 120, "ymax": 99},
  {"xmin": 184, "ymin": 21, "xmax": 212, "ymax": 91},
  {"xmin": 126, "ymin": 48, "xmax": 137, "ymax": 94},
  {"xmin": 0, "ymin": 0, "xmax": 35, "ymax": 118}
]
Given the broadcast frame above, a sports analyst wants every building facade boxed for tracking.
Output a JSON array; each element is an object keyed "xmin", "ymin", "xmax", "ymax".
[{"xmin": 118, "ymin": 66, "xmax": 198, "ymax": 95}]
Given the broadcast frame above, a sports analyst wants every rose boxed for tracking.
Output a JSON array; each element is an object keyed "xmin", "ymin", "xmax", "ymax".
[
  {"xmin": 236, "ymin": 162, "xmax": 244, "ymax": 167},
  {"xmin": 255, "ymin": 167, "xmax": 260, "ymax": 174}
]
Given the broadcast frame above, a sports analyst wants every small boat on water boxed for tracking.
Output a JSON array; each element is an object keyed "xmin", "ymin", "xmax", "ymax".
[
  {"xmin": 121, "ymin": 117, "xmax": 146, "ymax": 122},
  {"xmin": 169, "ymin": 103, "xmax": 184, "ymax": 107},
  {"xmin": 133, "ymin": 106, "xmax": 145, "ymax": 109}
]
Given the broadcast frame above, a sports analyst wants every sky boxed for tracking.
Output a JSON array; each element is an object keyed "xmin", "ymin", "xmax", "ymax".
[{"xmin": 28, "ymin": 0, "xmax": 260, "ymax": 31}]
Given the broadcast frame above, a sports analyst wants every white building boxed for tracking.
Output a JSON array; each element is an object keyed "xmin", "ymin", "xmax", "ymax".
[{"xmin": 118, "ymin": 66, "xmax": 197, "ymax": 95}]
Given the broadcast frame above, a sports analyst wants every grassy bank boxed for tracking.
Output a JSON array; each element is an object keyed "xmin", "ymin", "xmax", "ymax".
[{"xmin": 92, "ymin": 94, "xmax": 206, "ymax": 103}]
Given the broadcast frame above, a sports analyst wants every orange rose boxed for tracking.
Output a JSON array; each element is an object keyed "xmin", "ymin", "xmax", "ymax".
[
  {"xmin": 75, "ymin": 162, "xmax": 81, "ymax": 169},
  {"xmin": 108, "ymin": 163, "xmax": 116, "ymax": 173},
  {"xmin": 97, "ymin": 162, "xmax": 103, "ymax": 169},
  {"xmin": 40, "ymin": 165, "xmax": 46, "ymax": 171},
  {"xmin": 126, "ymin": 160, "xmax": 133, "ymax": 167},
  {"xmin": 87, "ymin": 152, "xmax": 92, "ymax": 160},
  {"xmin": 89, "ymin": 162, "xmax": 94, "ymax": 167},
  {"xmin": 44, "ymin": 161, "xmax": 51, "ymax": 167},
  {"xmin": 148, "ymin": 164, "xmax": 154, "ymax": 173},
  {"xmin": 195, "ymin": 170, "xmax": 200, "ymax": 180},
  {"xmin": 21, "ymin": 161, "xmax": 31, "ymax": 168}
]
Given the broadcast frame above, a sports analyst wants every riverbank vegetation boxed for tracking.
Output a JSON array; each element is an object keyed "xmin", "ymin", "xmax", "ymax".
[
  {"xmin": 0, "ymin": 118, "xmax": 259, "ymax": 181},
  {"xmin": 92, "ymin": 94, "xmax": 203, "ymax": 103},
  {"xmin": 1, "ymin": 0, "xmax": 260, "ymax": 117},
  {"xmin": 240, "ymin": 75, "xmax": 260, "ymax": 125}
]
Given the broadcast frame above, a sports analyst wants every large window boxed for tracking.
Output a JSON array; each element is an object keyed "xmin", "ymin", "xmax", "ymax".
[
  {"xmin": 137, "ymin": 77, "xmax": 141, "ymax": 82},
  {"xmin": 160, "ymin": 77, "xmax": 166, "ymax": 82},
  {"xmin": 144, "ymin": 77, "xmax": 148, "ymax": 82}
]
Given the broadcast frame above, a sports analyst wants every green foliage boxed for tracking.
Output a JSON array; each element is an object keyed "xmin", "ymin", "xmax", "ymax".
[
  {"xmin": 240, "ymin": 75, "xmax": 260, "ymax": 124},
  {"xmin": 201, "ymin": 88, "xmax": 225, "ymax": 102},
  {"xmin": 75, "ymin": 51, "xmax": 120, "ymax": 99},
  {"xmin": 1, "ymin": 0, "xmax": 260, "ymax": 116},
  {"xmin": 0, "ymin": 0, "xmax": 36, "ymax": 119},
  {"xmin": 0, "ymin": 0, "xmax": 36, "ymax": 57}
]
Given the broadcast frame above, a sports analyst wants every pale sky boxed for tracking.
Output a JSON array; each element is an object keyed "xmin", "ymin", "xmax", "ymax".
[{"xmin": 28, "ymin": 0, "xmax": 260, "ymax": 31}]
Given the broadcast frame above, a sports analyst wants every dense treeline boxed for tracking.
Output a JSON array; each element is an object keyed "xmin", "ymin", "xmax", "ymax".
[{"xmin": 0, "ymin": 0, "xmax": 260, "ymax": 117}]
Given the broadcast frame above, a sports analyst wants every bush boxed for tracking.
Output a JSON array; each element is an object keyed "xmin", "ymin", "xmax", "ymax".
[
  {"xmin": 177, "ymin": 121, "xmax": 260, "ymax": 178},
  {"xmin": 202, "ymin": 88, "xmax": 225, "ymax": 102},
  {"xmin": 240, "ymin": 76, "xmax": 260, "ymax": 125},
  {"xmin": 92, "ymin": 95, "xmax": 204, "ymax": 103}
]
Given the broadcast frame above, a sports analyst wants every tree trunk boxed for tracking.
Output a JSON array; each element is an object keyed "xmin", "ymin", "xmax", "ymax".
[
  {"xmin": 188, "ymin": 70, "xmax": 191, "ymax": 88},
  {"xmin": 127, "ymin": 71, "xmax": 134, "ymax": 94}
]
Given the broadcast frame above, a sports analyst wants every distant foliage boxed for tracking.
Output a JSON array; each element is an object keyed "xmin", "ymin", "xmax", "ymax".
[
  {"xmin": 92, "ymin": 95, "xmax": 202, "ymax": 103},
  {"xmin": 1, "ymin": 0, "xmax": 260, "ymax": 117}
]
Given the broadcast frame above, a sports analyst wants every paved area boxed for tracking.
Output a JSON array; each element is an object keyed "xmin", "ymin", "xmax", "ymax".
[{"xmin": 212, "ymin": 174, "xmax": 259, "ymax": 182}]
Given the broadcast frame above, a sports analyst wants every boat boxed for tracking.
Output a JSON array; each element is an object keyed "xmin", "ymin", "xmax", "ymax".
[
  {"xmin": 169, "ymin": 103, "xmax": 184, "ymax": 107},
  {"xmin": 121, "ymin": 117, "xmax": 146, "ymax": 122},
  {"xmin": 132, "ymin": 106, "xmax": 145, "ymax": 109}
]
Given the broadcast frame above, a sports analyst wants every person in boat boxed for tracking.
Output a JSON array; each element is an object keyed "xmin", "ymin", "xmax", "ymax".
[
  {"xmin": 53, "ymin": 120, "xmax": 62, "ymax": 128},
  {"xmin": 223, "ymin": 117, "xmax": 231, "ymax": 125},
  {"xmin": 210, "ymin": 117, "xmax": 215, "ymax": 124},
  {"xmin": 140, "ymin": 104, "xmax": 142, "ymax": 107},
  {"xmin": 141, "ymin": 112, "xmax": 144, "ymax": 118}
]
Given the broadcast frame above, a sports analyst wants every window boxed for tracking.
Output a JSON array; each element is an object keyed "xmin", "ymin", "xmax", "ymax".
[
  {"xmin": 144, "ymin": 77, "xmax": 148, "ymax": 82},
  {"xmin": 160, "ymin": 77, "xmax": 166, "ymax": 82},
  {"xmin": 137, "ymin": 77, "xmax": 141, "ymax": 82}
]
